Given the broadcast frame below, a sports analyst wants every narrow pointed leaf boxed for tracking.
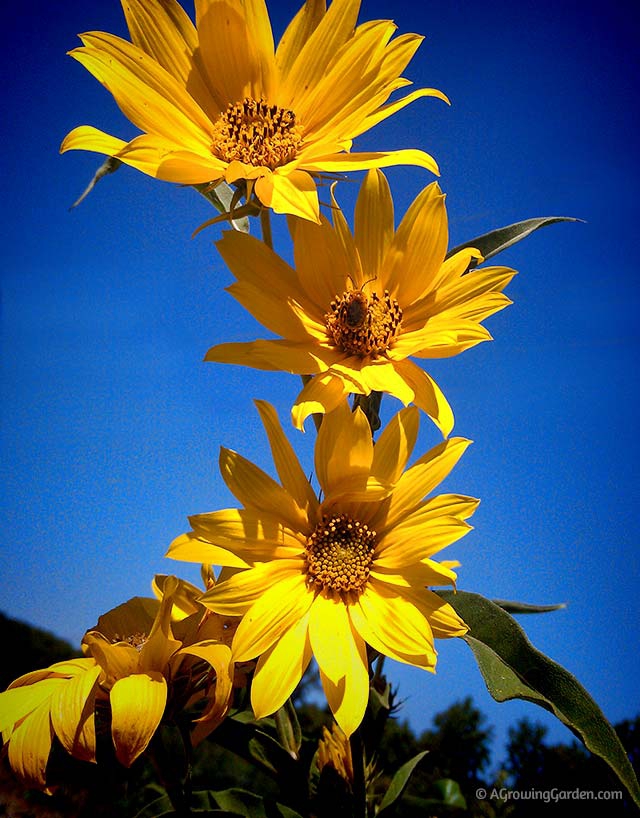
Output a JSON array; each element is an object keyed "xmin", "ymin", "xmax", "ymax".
[
  {"xmin": 378, "ymin": 750, "xmax": 428, "ymax": 814},
  {"xmin": 437, "ymin": 590, "xmax": 640, "ymax": 809},
  {"xmin": 69, "ymin": 156, "xmax": 122, "ymax": 210},
  {"xmin": 211, "ymin": 714, "xmax": 299, "ymax": 779},
  {"xmin": 208, "ymin": 788, "xmax": 304, "ymax": 818},
  {"xmin": 194, "ymin": 182, "xmax": 251, "ymax": 233},
  {"xmin": 492, "ymin": 598, "xmax": 566, "ymax": 614},
  {"xmin": 446, "ymin": 217, "xmax": 581, "ymax": 263},
  {"xmin": 275, "ymin": 698, "xmax": 302, "ymax": 758}
]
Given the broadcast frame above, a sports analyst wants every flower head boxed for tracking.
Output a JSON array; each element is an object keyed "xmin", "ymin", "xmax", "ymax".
[
  {"xmin": 206, "ymin": 170, "xmax": 516, "ymax": 434},
  {"xmin": 0, "ymin": 576, "xmax": 234, "ymax": 790},
  {"xmin": 60, "ymin": 0, "xmax": 447, "ymax": 221},
  {"xmin": 167, "ymin": 400, "xmax": 476, "ymax": 736}
]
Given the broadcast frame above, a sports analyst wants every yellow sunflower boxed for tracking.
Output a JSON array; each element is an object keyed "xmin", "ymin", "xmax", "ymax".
[
  {"xmin": 167, "ymin": 400, "xmax": 476, "ymax": 736},
  {"xmin": 0, "ymin": 576, "xmax": 234, "ymax": 790},
  {"xmin": 206, "ymin": 170, "xmax": 516, "ymax": 434},
  {"xmin": 60, "ymin": 0, "xmax": 447, "ymax": 222}
]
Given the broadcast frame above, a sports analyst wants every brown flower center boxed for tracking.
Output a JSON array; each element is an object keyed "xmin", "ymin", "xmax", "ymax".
[
  {"xmin": 305, "ymin": 513, "xmax": 377, "ymax": 596},
  {"xmin": 325, "ymin": 289, "xmax": 402, "ymax": 357},
  {"xmin": 210, "ymin": 97, "xmax": 304, "ymax": 170},
  {"xmin": 112, "ymin": 632, "xmax": 147, "ymax": 651}
]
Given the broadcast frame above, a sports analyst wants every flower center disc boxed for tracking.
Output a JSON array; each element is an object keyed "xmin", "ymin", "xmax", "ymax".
[
  {"xmin": 305, "ymin": 513, "xmax": 377, "ymax": 596},
  {"xmin": 211, "ymin": 97, "xmax": 304, "ymax": 169},
  {"xmin": 112, "ymin": 632, "xmax": 148, "ymax": 651},
  {"xmin": 325, "ymin": 289, "xmax": 402, "ymax": 357}
]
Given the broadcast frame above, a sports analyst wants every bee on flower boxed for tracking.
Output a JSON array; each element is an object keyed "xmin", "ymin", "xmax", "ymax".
[{"xmin": 206, "ymin": 169, "xmax": 516, "ymax": 434}]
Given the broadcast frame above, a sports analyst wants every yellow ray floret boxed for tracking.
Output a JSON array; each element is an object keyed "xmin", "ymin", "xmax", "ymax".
[
  {"xmin": 206, "ymin": 169, "xmax": 516, "ymax": 434},
  {"xmin": 167, "ymin": 399, "xmax": 477, "ymax": 736},
  {"xmin": 60, "ymin": 0, "xmax": 448, "ymax": 221}
]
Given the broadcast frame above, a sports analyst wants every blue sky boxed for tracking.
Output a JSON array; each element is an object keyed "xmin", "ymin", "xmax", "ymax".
[{"xmin": 2, "ymin": 0, "xmax": 639, "ymax": 763}]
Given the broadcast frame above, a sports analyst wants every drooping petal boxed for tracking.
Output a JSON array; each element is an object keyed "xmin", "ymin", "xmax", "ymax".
[
  {"xmin": 178, "ymin": 642, "xmax": 233, "ymax": 743},
  {"xmin": 251, "ymin": 609, "xmax": 313, "ymax": 719},
  {"xmin": 7, "ymin": 698, "xmax": 55, "ymax": 791},
  {"xmin": 318, "ymin": 618, "xmax": 368, "ymax": 737},
  {"xmin": 110, "ymin": 672, "xmax": 167, "ymax": 766},
  {"xmin": 391, "ymin": 359, "xmax": 454, "ymax": 438},
  {"xmin": 50, "ymin": 663, "xmax": 100, "ymax": 763},
  {"xmin": 256, "ymin": 170, "xmax": 320, "ymax": 222},
  {"xmin": 292, "ymin": 370, "xmax": 363, "ymax": 431}
]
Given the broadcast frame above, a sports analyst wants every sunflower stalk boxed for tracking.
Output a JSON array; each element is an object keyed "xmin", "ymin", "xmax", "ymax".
[
  {"xmin": 349, "ymin": 727, "xmax": 368, "ymax": 818},
  {"xmin": 148, "ymin": 723, "xmax": 193, "ymax": 817}
]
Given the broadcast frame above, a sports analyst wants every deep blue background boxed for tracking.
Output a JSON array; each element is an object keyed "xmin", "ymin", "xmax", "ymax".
[{"xmin": 2, "ymin": 0, "xmax": 639, "ymax": 764}]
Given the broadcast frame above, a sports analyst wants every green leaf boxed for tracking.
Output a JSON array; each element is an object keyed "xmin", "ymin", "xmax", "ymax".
[
  {"xmin": 134, "ymin": 794, "xmax": 173, "ymax": 818},
  {"xmin": 492, "ymin": 598, "xmax": 566, "ymax": 614},
  {"xmin": 194, "ymin": 182, "xmax": 251, "ymax": 233},
  {"xmin": 212, "ymin": 713, "xmax": 299, "ymax": 779},
  {"xmin": 206, "ymin": 788, "xmax": 304, "ymax": 818},
  {"xmin": 446, "ymin": 216, "xmax": 581, "ymax": 263},
  {"xmin": 377, "ymin": 750, "xmax": 428, "ymax": 814},
  {"xmin": 437, "ymin": 590, "xmax": 640, "ymax": 808},
  {"xmin": 427, "ymin": 778, "xmax": 467, "ymax": 808},
  {"xmin": 275, "ymin": 698, "xmax": 301, "ymax": 758}
]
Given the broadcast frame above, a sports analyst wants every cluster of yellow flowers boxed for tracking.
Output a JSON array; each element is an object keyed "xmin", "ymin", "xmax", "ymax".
[{"xmin": 1, "ymin": 0, "xmax": 517, "ymax": 794}]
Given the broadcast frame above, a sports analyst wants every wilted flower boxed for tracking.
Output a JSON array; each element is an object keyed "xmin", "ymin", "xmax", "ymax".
[{"xmin": 0, "ymin": 576, "xmax": 234, "ymax": 790}]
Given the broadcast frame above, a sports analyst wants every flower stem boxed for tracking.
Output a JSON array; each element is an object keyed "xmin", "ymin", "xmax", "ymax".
[
  {"xmin": 260, "ymin": 207, "xmax": 273, "ymax": 250},
  {"xmin": 349, "ymin": 727, "xmax": 368, "ymax": 818}
]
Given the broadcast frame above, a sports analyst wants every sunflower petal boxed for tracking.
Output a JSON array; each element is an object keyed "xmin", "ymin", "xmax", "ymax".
[
  {"xmin": 318, "ymin": 619, "xmax": 368, "ymax": 737},
  {"xmin": 254, "ymin": 400, "xmax": 320, "ymax": 514},
  {"xmin": 292, "ymin": 371, "xmax": 363, "ymax": 431},
  {"xmin": 251, "ymin": 609, "xmax": 313, "ymax": 719},
  {"xmin": 372, "ymin": 437, "xmax": 471, "ymax": 531},
  {"xmin": 166, "ymin": 530, "xmax": 251, "ymax": 569},
  {"xmin": 231, "ymin": 572, "xmax": 312, "ymax": 662},
  {"xmin": 201, "ymin": 559, "xmax": 305, "ymax": 617},
  {"xmin": 354, "ymin": 169, "xmax": 394, "ymax": 284},
  {"xmin": 50, "ymin": 663, "xmax": 100, "ymax": 763},
  {"xmin": 110, "ymin": 672, "xmax": 167, "ymax": 766},
  {"xmin": 219, "ymin": 447, "xmax": 308, "ymax": 531},
  {"xmin": 372, "ymin": 406, "xmax": 419, "ymax": 486},
  {"xmin": 391, "ymin": 359, "xmax": 454, "ymax": 437},
  {"xmin": 7, "ymin": 698, "xmax": 55, "ymax": 790}
]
